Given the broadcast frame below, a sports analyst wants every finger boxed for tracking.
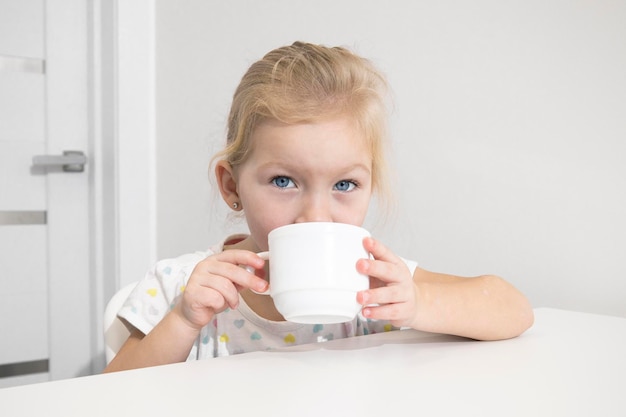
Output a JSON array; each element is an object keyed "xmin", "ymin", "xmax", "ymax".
[
  {"xmin": 213, "ymin": 249, "xmax": 266, "ymax": 272},
  {"xmin": 362, "ymin": 237, "xmax": 403, "ymax": 264},
  {"xmin": 357, "ymin": 285, "xmax": 411, "ymax": 307},
  {"xmin": 356, "ymin": 257, "xmax": 404, "ymax": 285},
  {"xmin": 198, "ymin": 252, "xmax": 268, "ymax": 293},
  {"xmin": 216, "ymin": 263, "xmax": 269, "ymax": 295},
  {"xmin": 181, "ymin": 286, "xmax": 230, "ymax": 323},
  {"xmin": 367, "ymin": 275, "xmax": 386, "ymax": 290},
  {"xmin": 186, "ymin": 269, "xmax": 241, "ymax": 310},
  {"xmin": 361, "ymin": 302, "xmax": 411, "ymax": 324}
]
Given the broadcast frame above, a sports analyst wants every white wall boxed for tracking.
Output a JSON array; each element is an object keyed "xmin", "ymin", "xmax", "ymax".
[{"xmin": 154, "ymin": 0, "xmax": 626, "ymax": 317}]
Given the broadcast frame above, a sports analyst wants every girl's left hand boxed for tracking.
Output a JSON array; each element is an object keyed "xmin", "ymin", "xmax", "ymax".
[{"xmin": 356, "ymin": 237, "xmax": 418, "ymax": 328}]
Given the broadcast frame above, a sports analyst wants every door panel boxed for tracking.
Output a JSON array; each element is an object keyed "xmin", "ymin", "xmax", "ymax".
[
  {"xmin": 0, "ymin": 142, "xmax": 46, "ymax": 209},
  {"xmin": 0, "ymin": 71, "xmax": 45, "ymax": 143},
  {"xmin": 0, "ymin": 0, "xmax": 49, "ymax": 388},
  {"xmin": 0, "ymin": 0, "xmax": 43, "ymax": 58},
  {"xmin": 44, "ymin": 0, "xmax": 92, "ymax": 383},
  {"xmin": 0, "ymin": 0, "xmax": 91, "ymax": 387}
]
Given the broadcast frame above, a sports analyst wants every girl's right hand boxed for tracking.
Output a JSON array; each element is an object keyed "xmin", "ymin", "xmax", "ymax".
[{"xmin": 174, "ymin": 250, "xmax": 268, "ymax": 331}]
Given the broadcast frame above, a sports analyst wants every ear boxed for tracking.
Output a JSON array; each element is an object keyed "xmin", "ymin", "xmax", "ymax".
[{"xmin": 215, "ymin": 160, "xmax": 241, "ymax": 210}]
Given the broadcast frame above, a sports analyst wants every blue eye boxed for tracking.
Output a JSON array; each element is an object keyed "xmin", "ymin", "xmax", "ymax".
[
  {"xmin": 334, "ymin": 180, "xmax": 357, "ymax": 192},
  {"xmin": 271, "ymin": 176, "xmax": 295, "ymax": 188}
]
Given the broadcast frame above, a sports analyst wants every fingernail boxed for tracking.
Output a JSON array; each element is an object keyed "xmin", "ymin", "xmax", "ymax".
[{"xmin": 357, "ymin": 291, "xmax": 369, "ymax": 305}]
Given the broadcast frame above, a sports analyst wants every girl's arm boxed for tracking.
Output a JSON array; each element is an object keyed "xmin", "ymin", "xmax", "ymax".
[
  {"xmin": 357, "ymin": 237, "xmax": 534, "ymax": 341},
  {"xmin": 104, "ymin": 249, "xmax": 268, "ymax": 373},
  {"xmin": 409, "ymin": 268, "xmax": 534, "ymax": 340},
  {"xmin": 103, "ymin": 303, "xmax": 201, "ymax": 373}
]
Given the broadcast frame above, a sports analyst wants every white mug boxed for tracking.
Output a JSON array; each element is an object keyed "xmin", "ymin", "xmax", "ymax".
[{"xmin": 251, "ymin": 222, "xmax": 371, "ymax": 324}]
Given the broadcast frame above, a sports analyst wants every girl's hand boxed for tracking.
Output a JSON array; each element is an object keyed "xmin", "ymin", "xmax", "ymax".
[
  {"xmin": 175, "ymin": 250, "xmax": 269, "ymax": 331},
  {"xmin": 356, "ymin": 237, "xmax": 418, "ymax": 328}
]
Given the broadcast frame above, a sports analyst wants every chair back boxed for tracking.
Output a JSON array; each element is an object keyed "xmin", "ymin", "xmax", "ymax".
[{"xmin": 103, "ymin": 282, "xmax": 138, "ymax": 364}]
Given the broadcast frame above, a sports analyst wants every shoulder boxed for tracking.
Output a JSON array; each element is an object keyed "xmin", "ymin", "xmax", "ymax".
[
  {"xmin": 153, "ymin": 250, "xmax": 212, "ymax": 279},
  {"xmin": 127, "ymin": 244, "xmax": 221, "ymax": 305},
  {"xmin": 139, "ymin": 234, "xmax": 249, "ymax": 296},
  {"xmin": 152, "ymin": 233, "xmax": 247, "ymax": 279}
]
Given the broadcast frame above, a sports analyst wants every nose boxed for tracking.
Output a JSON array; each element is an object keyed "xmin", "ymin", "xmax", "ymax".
[{"xmin": 295, "ymin": 193, "xmax": 333, "ymax": 223}]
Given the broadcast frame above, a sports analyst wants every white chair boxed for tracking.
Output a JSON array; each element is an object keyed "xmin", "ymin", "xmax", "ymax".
[{"xmin": 103, "ymin": 282, "xmax": 138, "ymax": 364}]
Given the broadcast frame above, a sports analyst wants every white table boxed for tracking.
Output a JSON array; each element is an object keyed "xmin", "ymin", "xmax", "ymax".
[{"xmin": 1, "ymin": 308, "xmax": 625, "ymax": 416}]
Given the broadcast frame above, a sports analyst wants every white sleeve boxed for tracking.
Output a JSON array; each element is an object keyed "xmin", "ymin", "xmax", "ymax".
[
  {"xmin": 117, "ymin": 251, "xmax": 209, "ymax": 335},
  {"xmin": 400, "ymin": 257, "xmax": 418, "ymax": 275}
]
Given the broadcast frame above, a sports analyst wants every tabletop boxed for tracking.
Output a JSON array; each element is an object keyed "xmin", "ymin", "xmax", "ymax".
[{"xmin": 1, "ymin": 308, "xmax": 625, "ymax": 416}]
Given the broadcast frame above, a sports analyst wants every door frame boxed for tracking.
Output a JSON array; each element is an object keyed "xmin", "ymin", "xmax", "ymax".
[
  {"xmin": 88, "ymin": 0, "xmax": 157, "ymax": 372},
  {"xmin": 44, "ymin": 0, "xmax": 93, "ymax": 381}
]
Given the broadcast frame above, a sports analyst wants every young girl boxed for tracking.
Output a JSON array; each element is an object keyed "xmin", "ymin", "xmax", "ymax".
[{"xmin": 105, "ymin": 41, "xmax": 533, "ymax": 372}]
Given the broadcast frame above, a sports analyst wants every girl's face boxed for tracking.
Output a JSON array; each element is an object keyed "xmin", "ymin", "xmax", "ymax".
[{"xmin": 231, "ymin": 116, "xmax": 373, "ymax": 251}]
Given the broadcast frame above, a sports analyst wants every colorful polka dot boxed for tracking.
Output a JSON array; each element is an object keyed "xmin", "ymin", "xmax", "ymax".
[
  {"xmin": 146, "ymin": 288, "xmax": 158, "ymax": 297},
  {"xmin": 219, "ymin": 333, "xmax": 229, "ymax": 343},
  {"xmin": 284, "ymin": 334, "xmax": 296, "ymax": 344},
  {"xmin": 384, "ymin": 324, "xmax": 393, "ymax": 332}
]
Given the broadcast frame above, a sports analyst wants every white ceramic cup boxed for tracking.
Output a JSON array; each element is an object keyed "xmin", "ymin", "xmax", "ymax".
[{"xmin": 252, "ymin": 222, "xmax": 371, "ymax": 324}]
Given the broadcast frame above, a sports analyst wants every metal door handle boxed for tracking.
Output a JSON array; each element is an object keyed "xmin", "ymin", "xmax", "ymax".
[{"xmin": 32, "ymin": 150, "xmax": 87, "ymax": 172}]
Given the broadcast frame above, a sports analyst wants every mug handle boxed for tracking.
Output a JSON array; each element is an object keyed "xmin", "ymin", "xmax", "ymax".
[{"xmin": 247, "ymin": 251, "xmax": 270, "ymax": 295}]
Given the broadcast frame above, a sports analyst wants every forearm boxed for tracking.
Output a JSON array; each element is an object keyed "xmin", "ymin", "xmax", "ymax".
[
  {"xmin": 412, "ymin": 274, "xmax": 534, "ymax": 341},
  {"xmin": 104, "ymin": 304, "xmax": 204, "ymax": 372}
]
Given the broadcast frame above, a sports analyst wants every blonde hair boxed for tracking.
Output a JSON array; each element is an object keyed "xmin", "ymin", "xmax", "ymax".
[{"xmin": 214, "ymin": 41, "xmax": 392, "ymax": 203}]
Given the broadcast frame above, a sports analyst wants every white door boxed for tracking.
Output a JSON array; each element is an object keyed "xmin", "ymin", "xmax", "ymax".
[{"xmin": 0, "ymin": 0, "xmax": 92, "ymax": 387}]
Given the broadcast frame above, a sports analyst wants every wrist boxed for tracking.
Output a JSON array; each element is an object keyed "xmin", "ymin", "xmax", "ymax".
[
  {"xmin": 409, "ymin": 281, "xmax": 428, "ymax": 331},
  {"xmin": 170, "ymin": 302, "xmax": 207, "ymax": 335}
]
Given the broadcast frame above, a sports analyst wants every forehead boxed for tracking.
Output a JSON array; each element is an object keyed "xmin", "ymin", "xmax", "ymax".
[{"xmin": 248, "ymin": 117, "xmax": 371, "ymax": 161}]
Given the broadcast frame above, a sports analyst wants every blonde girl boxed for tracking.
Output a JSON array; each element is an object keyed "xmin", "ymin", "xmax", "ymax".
[{"xmin": 105, "ymin": 42, "xmax": 533, "ymax": 372}]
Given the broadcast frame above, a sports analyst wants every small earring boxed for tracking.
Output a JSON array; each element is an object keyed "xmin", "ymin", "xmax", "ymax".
[{"xmin": 232, "ymin": 202, "xmax": 239, "ymax": 209}]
